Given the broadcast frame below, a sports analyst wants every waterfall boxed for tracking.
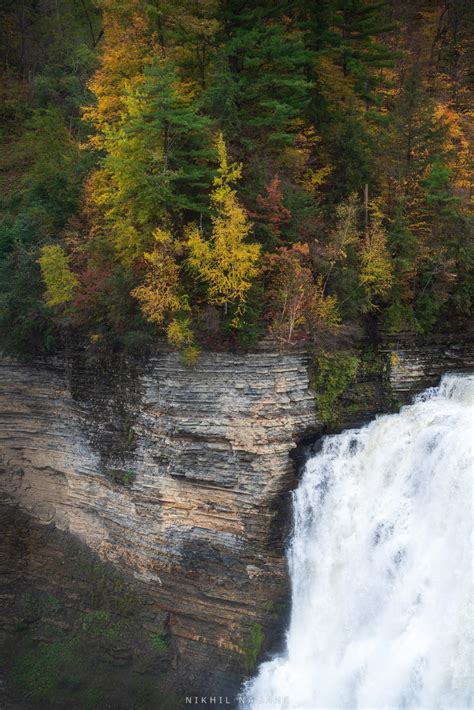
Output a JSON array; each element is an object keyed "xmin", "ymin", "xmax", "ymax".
[{"xmin": 242, "ymin": 373, "xmax": 474, "ymax": 710}]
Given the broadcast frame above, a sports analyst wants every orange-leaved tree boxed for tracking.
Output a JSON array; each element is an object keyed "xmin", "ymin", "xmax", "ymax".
[
  {"xmin": 264, "ymin": 243, "xmax": 340, "ymax": 344},
  {"xmin": 251, "ymin": 174, "xmax": 291, "ymax": 246}
]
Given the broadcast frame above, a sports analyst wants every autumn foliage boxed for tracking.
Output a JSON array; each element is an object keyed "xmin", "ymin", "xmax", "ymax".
[
  {"xmin": 130, "ymin": 229, "xmax": 183, "ymax": 326},
  {"xmin": 186, "ymin": 134, "xmax": 261, "ymax": 326},
  {"xmin": 0, "ymin": 0, "xmax": 471, "ymax": 356},
  {"xmin": 264, "ymin": 243, "xmax": 340, "ymax": 344}
]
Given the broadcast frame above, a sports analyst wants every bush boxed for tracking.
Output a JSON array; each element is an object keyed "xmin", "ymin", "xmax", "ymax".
[
  {"xmin": 150, "ymin": 633, "xmax": 169, "ymax": 652},
  {"xmin": 312, "ymin": 349, "xmax": 359, "ymax": 428},
  {"xmin": 105, "ymin": 468, "xmax": 136, "ymax": 486}
]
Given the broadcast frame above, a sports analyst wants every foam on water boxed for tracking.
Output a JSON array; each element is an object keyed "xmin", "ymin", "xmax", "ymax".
[{"xmin": 241, "ymin": 373, "xmax": 474, "ymax": 710}]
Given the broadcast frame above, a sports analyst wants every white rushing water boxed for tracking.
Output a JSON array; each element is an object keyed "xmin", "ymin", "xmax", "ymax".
[{"xmin": 242, "ymin": 373, "xmax": 474, "ymax": 710}]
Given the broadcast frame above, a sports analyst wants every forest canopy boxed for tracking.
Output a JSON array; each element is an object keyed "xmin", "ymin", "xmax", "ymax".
[{"xmin": 0, "ymin": 0, "xmax": 472, "ymax": 356}]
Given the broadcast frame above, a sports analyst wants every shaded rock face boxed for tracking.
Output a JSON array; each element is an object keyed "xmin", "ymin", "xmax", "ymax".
[
  {"xmin": 0, "ymin": 501, "xmax": 181, "ymax": 710},
  {"xmin": 0, "ymin": 351, "xmax": 317, "ymax": 699}
]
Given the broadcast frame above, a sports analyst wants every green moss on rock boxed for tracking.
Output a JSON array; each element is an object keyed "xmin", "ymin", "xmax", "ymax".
[
  {"xmin": 312, "ymin": 349, "xmax": 359, "ymax": 428},
  {"xmin": 241, "ymin": 622, "xmax": 265, "ymax": 673}
]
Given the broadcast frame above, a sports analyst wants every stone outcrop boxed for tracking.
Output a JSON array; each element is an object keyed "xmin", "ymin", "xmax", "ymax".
[
  {"xmin": 382, "ymin": 331, "xmax": 474, "ymax": 402},
  {"xmin": 0, "ymin": 351, "xmax": 317, "ymax": 700}
]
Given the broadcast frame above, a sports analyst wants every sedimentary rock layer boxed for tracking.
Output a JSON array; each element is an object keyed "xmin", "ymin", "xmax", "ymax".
[
  {"xmin": 0, "ymin": 351, "xmax": 317, "ymax": 692},
  {"xmin": 2, "ymin": 334, "xmax": 473, "ymax": 698},
  {"xmin": 383, "ymin": 332, "xmax": 474, "ymax": 402}
]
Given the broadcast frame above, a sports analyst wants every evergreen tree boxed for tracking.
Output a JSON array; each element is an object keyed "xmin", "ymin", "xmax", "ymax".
[
  {"xmin": 0, "ymin": 0, "xmax": 472, "ymax": 353},
  {"xmin": 205, "ymin": 1, "xmax": 311, "ymax": 154},
  {"xmin": 336, "ymin": 0, "xmax": 395, "ymax": 109},
  {"xmin": 384, "ymin": 201, "xmax": 419, "ymax": 332},
  {"xmin": 134, "ymin": 59, "xmax": 215, "ymax": 216},
  {"xmin": 83, "ymin": 55, "xmax": 214, "ymax": 265}
]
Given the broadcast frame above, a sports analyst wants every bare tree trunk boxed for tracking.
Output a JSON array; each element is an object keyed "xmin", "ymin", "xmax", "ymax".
[
  {"xmin": 364, "ymin": 183, "xmax": 369, "ymax": 233},
  {"xmin": 55, "ymin": 0, "xmax": 64, "ymax": 40}
]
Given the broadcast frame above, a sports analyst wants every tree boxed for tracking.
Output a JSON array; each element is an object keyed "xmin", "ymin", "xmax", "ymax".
[
  {"xmin": 336, "ymin": 0, "xmax": 395, "ymax": 110},
  {"xmin": 0, "ymin": 107, "xmax": 84, "ymax": 259},
  {"xmin": 131, "ymin": 227, "xmax": 201, "ymax": 364},
  {"xmin": 130, "ymin": 58, "xmax": 214, "ymax": 216},
  {"xmin": 1, "ymin": 0, "xmax": 472, "ymax": 354},
  {"xmin": 384, "ymin": 201, "xmax": 419, "ymax": 332},
  {"xmin": 264, "ymin": 242, "xmax": 340, "ymax": 344},
  {"xmin": 205, "ymin": 2, "xmax": 311, "ymax": 155},
  {"xmin": 187, "ymin": 134, "xmax": 260, "ymax": 325},
  {"xmin": 295, "ymin": 0, "xmax": 396, "ymax": 199},
  {"xmin": 415, "ymin": 156, "xmax": 473, "ymax": 327},
  {"xmin": 130, "ymin": 228, "xmax": 183, "ymax": 326},
  {"xmin": 310, "ymin": 193, "xmax": 364, "ymax": 321},
  {"xmin": 0, "ymin": 244, "xmax": 57, "ymax": 355},
  {"xmin": 251, "ymin": 174, "xmax": 291, "ymax": 247},
  {"xmin": 38, "ymin": 244, "xmax": 79, "ymax": 307},
  {"xmin": 358, "ymin": 210, "xmax": 393, "ymax": 312},
  {"xmin": 82, "ymin": 2, "xmax": 156, "ymax": 144},
  {"xmin": 82, "ymin": 54, "xmax": 214, "ymax": 266}
]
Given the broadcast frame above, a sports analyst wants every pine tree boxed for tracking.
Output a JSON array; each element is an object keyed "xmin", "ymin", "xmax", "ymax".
[
  {"xmin": 384, "ymin": 201, "xmax": 419, "ymax": 332},
  {"xmin": 133, "ymin": 58, "xmax": 214, "ymax": 216},
  {"xmin": 336, "ymin": 0, "xmax": 395, "ymax": 109},
  {"xmin": 205, "ymin": 1, "xmax": 311, "ymax": 154}
]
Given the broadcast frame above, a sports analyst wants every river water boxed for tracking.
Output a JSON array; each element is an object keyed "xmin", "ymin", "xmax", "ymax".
[{"xmin": 242, "ymin": 373, "xmax": 473, "ymax": 709}]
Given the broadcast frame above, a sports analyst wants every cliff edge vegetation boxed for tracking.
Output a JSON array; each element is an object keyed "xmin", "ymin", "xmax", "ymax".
[{"xmin": 0, "ymin": 0, "xmax": 472, "ymax": 358}]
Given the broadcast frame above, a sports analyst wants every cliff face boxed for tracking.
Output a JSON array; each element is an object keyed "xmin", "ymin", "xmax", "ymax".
[
  {"xmin": 382, "ymin": 332, "xmax": 474, "ymax": 402},
  {"xmin": 1, "ymin": 336, "xmax": 473, "ymax": 706},
  {"xmin": 0, "ymin": 351, "xmax": 317, "ymax": 700}
]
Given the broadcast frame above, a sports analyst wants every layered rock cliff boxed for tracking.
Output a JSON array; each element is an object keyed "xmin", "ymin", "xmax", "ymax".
[
  {"xmin": 382, "ymin": 331, "xmax": 474, "ymax": 402},
  {"xmin": 1, "ymin": 334, "xmax": 473, "ymax": 708},
  {"xmin": 0, "ymin": 351, "xmax": 317, "ymax": 704}
]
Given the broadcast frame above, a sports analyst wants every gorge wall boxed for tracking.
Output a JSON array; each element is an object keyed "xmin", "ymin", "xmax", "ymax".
[
  {"xmin": 382, "ymin": 331, "xmax": 474, "ymax": 402},
  {"xmin": 0, "ymin": 350, "xmax": 317, "ymax": 706},
  {"xmin": 1, "ymin": 333, "xmax": 473, "ymax": 708}
]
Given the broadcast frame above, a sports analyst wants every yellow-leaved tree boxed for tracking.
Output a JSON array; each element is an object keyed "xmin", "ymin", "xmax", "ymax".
[
  {"xmin": 38, "ymin": 245, "xmax": 79, "ymax": 307},
  {"xmin": 130, "ymin": 228, "xmax": 183, "ymax": 325},
  {"xmin": 359, "ymin": 209, "xmax": 393, "ymax": 312},
  {"xmin": 131, "ymin": 228, "xmax": 201, "ymax": 364},
  {"xmin": 186, "ymin": 134, "xmax": 260, "ymax": 325},
  {"xmin": 82, "ymin": 3, "xmax": 155, "ymax": 148}
]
